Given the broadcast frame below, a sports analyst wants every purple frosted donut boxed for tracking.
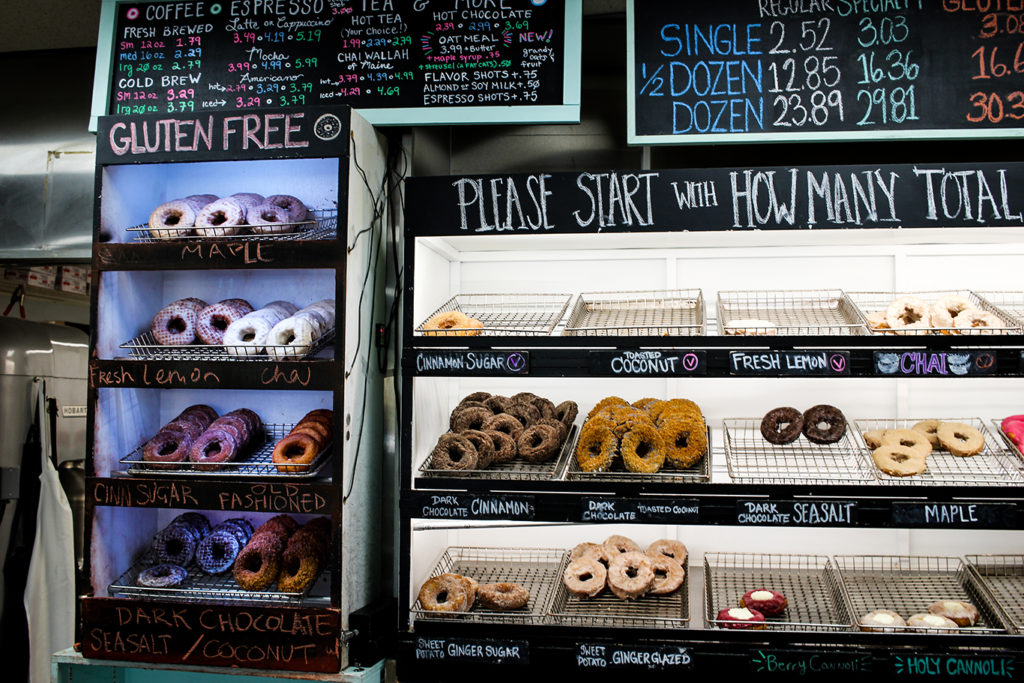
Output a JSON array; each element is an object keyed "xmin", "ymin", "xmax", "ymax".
[
  {"xmin": 148, "ymin": 200, "xmax": 197, "ymax": 240},
  {"xmin": 209, "ymin": 414, "xmax": 250, "ymax": 446},
  {"xmin": 153, "ymin": 522, "xmax": 199, "ymax": 566},
  {"xmin": 185, "ymin": 194, "xmax": 218, "ymax": 206},
  {"xmin": 196, "ymin": 299, "xmax": 254, "ymax": 345},
  {"xmin": 179, "ymin": 404, "xmax": 219, "ymax": 426},
  {"xmin": 137, "ymin": 563, "xmax": 187, "ymax": 588},
  {"xmin": 231, "ymin": 192, "xmax": 265, "ymax": 206},
  {"xmin": 266, "ymin": 194, "xmax": 310, "ymax": 223},
  {"xmin": 172, "ymin": 512, "xmax": 212, "ymax": 539},
  {"xmin": 248, "ymin": 203, "xmax": 294, "ymax": 235},
  {"xmin": 188, "ymin": 427, "xmax": 239, "ymax": 471},
  {"xmin": 195, "ymin": 198, "xmax": 247, "ymax": 237},
  {"xmin": 151, "ymin": 299, "xmax": 207, "ymax": 345},
  {"xmin": 142, "ymin": 427, "xmax": 193, "ymax": 469},
  {"xmin": 196, "ymin": 529, "xmax": 243, "ymax": 574},
  {"xmin": 215, "ymin": 519, "xmax": 253, "ymax": 545}
]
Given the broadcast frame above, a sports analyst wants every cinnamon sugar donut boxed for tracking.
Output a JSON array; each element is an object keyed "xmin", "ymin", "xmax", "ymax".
[
  {"xmin": 195, "ymin": 198, "xmax": 248, "ymax": 237},
  {"xmin": 148, "ymin": 200, "xmax": 197, "ymax": 239},
  {"xmin": 423, "ymin": 311, "xmax": 470, "ymax": 336},
  {"xmin": 460, "ymin": 429, "xmax": 495, "ymax": 469},
  {"xmin": 607, "ymin": 551, "xmax": 655, "ymax": 600},
  {"xmin": 197, "ymin": 299, "xmax": 254, "ymax": 345},
  {"xmin": 188, "ymin": 427, "xmax": 239, "ymax": 471},
  {"xmin": 476, "ymin": 582, "xmax": 529, "ymax": 610},
  {"xmin": 142, "ymin": 427, "xmax": 193, "ymax": 469},
  {"xmin": 450, "ymin": 406, "xmax": 493, "ymax": 432},
  {"xmin": 563, "ymin": 556, "xmax": 607, "ymax": 598},
  {"xmin": 554, "ymin": 400, "xmax": 579, "ymax": 428},
  {"xmin": 481, "ymin": 413, "xmax": 524, "ymax": 440}
]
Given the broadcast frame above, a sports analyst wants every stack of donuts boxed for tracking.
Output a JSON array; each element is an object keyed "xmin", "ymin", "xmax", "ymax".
[
  {"xmin": 141, "ymin": 404, "xmax": 263, "ymax": 471},
  {"xmin": 865, "ymin": 294, "xmax": 1006, "ymax": 334},
  {"xmin": 264, "ymin": 300, "xmax": 336, "ymax": 360},
  {"xmin": 196, "ymin": 518, "xmax": 254, "ymax": 574},
  {"xmin": 136, "ymin": 512, "xmax": 213, "ymax": 588},
  {"xmin": 863, "ymin": 421, "xmax": 985, "ymax": 477},
  {"xmin": 574, "ymin": 397, "xmax": 707, "ymax": 474},
  {"xmin": 429, "ymin": 392, "xmax": 577, "ymax": 471},
  {"xmin": 418, "ymin": 573, "xmax": 530, "ymax": 612},
  {"xmin": 563, "ymin": 536, "xmax": 686, "ymax": 601},
  {"xmin": 233, "ymin": 515, "xmax": 330, "ymax": 593},
  {"xmin": 272, "ymin": 409, "xmax": 334, "ymax": 473},
  {"xmin": 147, "ymin": 193, "xmax": 311, "ymax": 240}
]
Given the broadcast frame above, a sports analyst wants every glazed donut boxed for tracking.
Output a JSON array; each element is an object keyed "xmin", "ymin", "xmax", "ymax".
[
  {"xmin": 137, "ymin": 563, "xmax": 188, "ymax": 588},
  {"xmin": 554, "ymin": 400, "xmax": 579, "ymax": 428},
  {"xmin": 148, "ymin": 200, "xmax": 197, "ymax": 240},
  {"xmin": 429, "ymin": 433, "xmax": 479, "ymax": 470},
  {"xmin": 911, "ymin": 420, "xmax": 944, "ymax": 450},
  {"xmin": 603, "ymin": 535, "xmax": 641, "ymax": 558},
  {"xmin": 881, "ymin": 429, "xmax": 933, "ymax": 458},
  {"xmin": 574, "ymin": 419, "xmax": 616, "ymax": 472},
  {"xmin": 226, "ymin": 408, "xmax": 262, "ymax": 438},
  {"xmin": 153, "ymin": 522, "xmax": 199, "ymax": 566},
  {"xmin": 195, "ymin": 198, "xmax": 248, "ymax": 237},
  {"xmin": 932, "ymin": 294, "xmax": 977, "ymax": 329},
  {"xmin": 188, "ymin": 427, "xmax": 239, "ymax": 471},
  {"xmin": 504, "ymin": 402, "xmax": 541, "ymax": 428},
  {"xmin": 872, "ymin": 444, "xmax": 928, "ymax": 477},
  {"xmin": 760, "ymin": 407, "xmax": 804, "ymax": 445},
  {"xmin": 450, "ymin": 406, "xmax": 493, "ymax": 432},
  {"xmin": 658, "ymin": 418, "xmax": 707, "ymax": 469},
  {"xmin": 151, "ymin": 298, "xmax": 208, "ymax": 345},
  {"xmin": 266, "ymin": 315, "xmax": 318, "ymax": 359},
  {"xmin": 223, "ymin": 310, "xmax": 285, "ymax": 357},
  {"xmin": 885, "ymin": 296, "xmax": 931, "ymax": 332},
  {"xmin": 516, "ymin": 424, "xmax": 560, "ymax": 463},
  {"xmin": 142, "ymin": 428, "xmax": 193, "ymax": 469},
  {"xmin": 422, "ymin": 310, "xmax": 470, "ymax": 336},
  {"xmin": 907, "ymin": 613, "xmax": 959, "ymax": 632},
  {"xmin": 859, "ymin": 609, "xmax": 906, "ymax": 632},
  {"xmin": 620, "ymin": 422, "xmax": 667, "ymax": 473},
  {"xmin": 481, "ymin": 413, "xmax": 525, "ymax": 440},
  {"xmin": 563, "ymin": 557, "xmax": 607, "ymax": 598},
  {"xmin": 570, "ymin": 542, "xmax": 610, "ymax": 566},
  {"xmin": 648, "ymin": 554, "xmax": 685, "ymax": 595},
  {"xmin": 484, "ymin": 429, "xmax": 517, "ymax": 465},
  {"xmin": 197, "ymin": 300, "xmax": 254, "ymax": 345},
  {"xmin": 646, "ymin": 539, "xmax": 687, "ymax": 567},
  {"xmin": 953, "ymin": 310, "xmax": 1005, "ymax": 333},
  {"xmin": 247, "ymin": 202, "xmax": 293, "ymax": 234},
  {"xmin": 476, "ymin": 582, "xmax": 530, "ymax": 610},
  {"xmin": 802, "ymin": 404, "xmax": 847, "ymax": 444},
  {"xmin": 928, "ymin": 600, "xmax": 979, "ymax": 627},
  {"xmin": 741, "ymin": 589, "xmax": 788, "ymax": 617},
  {"xmin": 936, "ymin": 422, "xmax": 985, "ymax": 457},
  {"xmin": 273, "ymin": 433, "xmax": 320, "ymax": 473},
  {"xmin": 418, "ymin": 574, "xmax": 471, "ymax": 612},
  {"xmin": 460, "ymin": 429, "xmax": 495, "ymax": 468},
  {"xmin": 717, "ymin": 607, "xmax": 766, "ymax": 629},
  {"xmin": 233, "ymin": 533, "xmax": 284, "ymax": 591},
  {"xmin": 196, "ymin": 529, "xmax": 243, "ymax": 574},
  {"xmin": 607, "ymin": 551, "xmax": 655, "ymax": 600}
]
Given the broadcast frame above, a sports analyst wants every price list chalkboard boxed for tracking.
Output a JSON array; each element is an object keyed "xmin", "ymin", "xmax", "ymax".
[
  {"xmin": 104, "ymin": 0, "xmax": 574, "ymax": 123},
  {"xmin": 629, "ymin": 0, "xmax": 1024, "ymax": 143}
]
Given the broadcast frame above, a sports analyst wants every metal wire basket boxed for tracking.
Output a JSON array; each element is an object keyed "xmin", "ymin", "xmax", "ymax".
[
  {"xmin": 414, "ymin": 293, "xmax": 572, "ymax": 337},
  {"xmin": 976, "ymin": 291, "xmax": 1024, "ymax": 328},
  {"xmin": 410, "ymin": 547, "xmax": 564, "ymax": 626},
  {"xmin": 417, "ymin": 425, "xmax": 576, "ymax": 482},
  {"xmin": 833, "ymin": 555, "xmax": 1007, "ymax": 634},
  {"xmin": 964, "ymin": 555, "xmax": 1024, "ymax": 634},
  {"xmin": 549, "ymin": 549, "xmax": 690, "ymax": 629},
  {"xmin": 716, "ymin": 289, "xmax": 868, "ymax": 336},
  {"xmin": 126, "ymin": 208, "xmax": 337, "ymax": 242},
  {"xmin": 562, "ymin": 423, "xmax": 711, "ymax": 484},
  {"xmin": 854, "ymin": 418, "xmax": 1022, "ymax": 486},
  {"xmin": 723, "ymin": 418, "xmax": 875, "ymax": 485},
  {"xmin": 119, "ymin": 327, "xmax": 334, "ymax": 362},
  {"xmin": 704, "ymin": 552, "xmax": 853, "ymax": 632},
  {"xmin": 991, "ymin": 419, "xmax": 1024, "ymax": 469},
  {"xmin": 563, "ymin": 289, "xmax": 706, "ymax": 336},
  {"xmin": 120, "ymin": 423, "xmax": 332, "ymax": 478},
  {"xmin": 846, "ymin": 290, "xmax": 1021, "ymax": 336}
]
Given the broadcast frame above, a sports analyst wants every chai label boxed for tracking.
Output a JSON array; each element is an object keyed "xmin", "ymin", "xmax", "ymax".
[{"xmin": 874, "ymin": 350, "xmax": 997, "ymax": 376}]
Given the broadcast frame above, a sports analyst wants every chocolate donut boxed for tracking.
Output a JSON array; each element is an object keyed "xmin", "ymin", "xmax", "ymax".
[
  {"xmin": 802, "ymin": 404, "xmax": 847, "ymax": 444},
  {"xmin": 429, "ymin": 433, "xmax": 478, "ymax": 470},
  {"xmin": 137, "ymin": 563, "xmax": 188, "ymax": 588},
  {"xmin": 233, "ymin": 533, "xmax": 284, "ymax": 591},
  {"xmin": 481, "ymin": 413, "xmax": 524, "ymax": 440},
  {"xmin": 760, "ymin": 407, "xmax": 804, "ymax": 445},
  {"xmin": 505, "ymin": 402, "xmax": 540, "ymax": 428},
  {"xmin": 516, "ymin": 424, "xmax": 560, "ymax": 463},
  {"xmin": 554, "ymin": 400, "xmax": 579, "ymax": 428},
  {"xmin": 450, "ymin": 406, "xmax": 493, "ymax": 432},
  {"xmin": 484, "ymin": 429, "xmax": 517, "ymax": 465},
  {"xmin": 196, "ymin": 529, "xmax": 242, "ymax": 574},
  {"xmin": 460, "ymin": 429, "xmax": 495, "ymax": 468}
]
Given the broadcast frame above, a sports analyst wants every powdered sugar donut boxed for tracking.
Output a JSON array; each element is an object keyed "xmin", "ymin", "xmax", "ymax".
[
  {"xmin": 196, "ymin": 299, "xmax": 255, "ymax": 345},
  {"xmin": 195, "ymin": 198, "xmax": 247, "ymax": 237},
  {"xmin": 247, "ymin": 202, "xmax": 293, "ymax": 234},
  {"xmin": 885, "ymin": 296, "xmax": 931, "ymax": 332},
  {"xmin": 264, "ymin": 300, "xmax": 299, "ymax": 317},
  {"xmin": 267, "ymin": 315, "xmax": 318, "ymax": 359},
  {"xmin": 294, "ymin": 308, "xmax": 328, "ymax": 338},
  {"xmin": 266, "ymin": 194, "xmax": 310, "ymax": 222},
  {"xmin": 151, "ymin": 298, "xmax": 208, "ymax": 345},
  {"xmin": 954, "ymin": 309, "xmax": 1005, "ymax": 333},
  {"xmin": 148, "ymin": 200, "xmax": 197, "ymax": 240},
  {"xmin": 230, "ymin": 193, "xmax": 264, "ymax": 209},
  {"xmin": 223, "ymin": 307, "xmax": 288, "ymax": 357}
]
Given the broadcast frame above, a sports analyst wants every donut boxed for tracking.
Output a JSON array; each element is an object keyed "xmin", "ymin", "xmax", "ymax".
[
  {"xmin": 266, "ymin": 194, "xmax": 310, "ymax": 223},
  {"xmin": 196, "ymin": 529, "xmax": 242, "ymax": 574},
  {"xmin": 760, "ymin": 407, "xmax": 804, "ymax": 445},
  {"xmin": 230, "ymin": 192, "xmax": 265, "ymax": 208},
  {"xmin": 907, "ymin": 613, "xmax": 959, "ymax": 632},
  {"xmin": 180, "ymin": 404, "xmax": 219, "ymax": 426},
  {"xmin": 533, "ymin": 397, "xmax": 556, "ymax": 420},
  {"xmin": 306, "ymin": 300, "xmax": 336, "ymax": 329},
  {"xmin": 476, "ymin": 582, "xmax": 530, "ymax": 610},
  {"xmin": 151, "ymin": 298, "xmax": 207, "ymax": 345},
  {"xmin": 563, "ymin": 556, "xmax": 607, "ymax": 598},
  {"xmin": 936, "ymin": 422, "xmax": 985, "ymax": 457},
  {"xmin": 277, "ymin": 527, "xmax": 324, "ymax": 593},
  {"xmin": 195, "ymin": 198, "xmax": 248, "ymax": 237},
  {"xmin": 255, "ymin": 514, "xmax": 299, "ymax": 538},
  {"xmin": 953, "ymin": 310, "xmax": 1005, "ymax": 333},
  {"xmin": 586, "ymin": 396, "xmax": 629, "ymax": 420},
  {"xmin": 248, "ymin": 203, "xmax": 293, "ymax": 234},
  {"xmin": 153, "ymin": 522, "xmax": 199, "ymax": 566},
  {"xmin": 656, "ymin": 399, "xmax": 704, "ymax": 422},
  {"xmin": 536, "ymin": 417, "xmax": 568, "ymax": 445},
  {"xmin": 723, "ymin": 319, "xmax": 777, "ymax": 336},
  {"xmin": 273, "ymin": 433, "xmax": 319, "ymax": 473},
  {"xmin": 422, "ymin": 311, "xmax": 470, "ymax": 336},
  {"xmin": 459, "ymin": 391, "xmax": 493, "ymax": 405},
  {"xmin": 859, "ymin": 609, "xmax": 906, "ymax": 632},
  {"xmin": 516, "ymin": 424, "xmax": 560, "ymax": 463},
  {"xmin": 607, "ymin": 551, "xmax": 655, "ymax": 600},
  {"xmin": 570, "ymin": 542, "xmax": 610, "ymax": 566},
  {"xmin": 185, "ymin": 194, "xmax": 218, "ymax": 207},
  {"xmin": 484, "ymin": 430, "xmax": 517, "ymax": 465},
  {"xmin": 928, "ymin": 600, "xmax": 979, "ymax": 627},
  {"xmin": 620, "ymin": 422, "xmax": 666, "ymax": 473},
  {"xmin": 484, "ymin": 395, "xmax": 512, "ymax": 413},
  {"xmin": 196, "ymin": 300, "xmax": 254, "ymax": 345},
  {"xmin": 741, "ymin": 589, "xmax": 788, "ymax": 617},
  {"xmin": 885, "ymin": 296, "xmax": 932, "ymax": 332},
  {"xmin": 418, "ymin": 574, "xmax": 471, "ymax": 612},
  {"xmin": 223, "ymin": 310, "xmax": 284, "ymax": 357},
  {"xmin": 172, "ymin": 512, "xmax": 211, "ymax": 539},
  {"xmin": 429, "ymin": 433, "xmax": 478, "ymax": 470},
  {"xmin": 802, "ymin": 404, "xmax": 847, "ymax": 444},
  {"xmin": 137, "ymin": 563, "xmax": 188, "ymax": 588},
  {"xmin": 648, "ymin": 554, "xmax": 685, "ymax": 595},
  {"xmin": 142, "ymin": 428, "xmax": 193, "ymax": 469},
  {"xmin": 933, "ymin": 294, "xmax": 976, "ymax": 328},
  {"xmin": 461, "ymin": 429, "xmax": 495, "ymax": 468},
  {"xmin": 188, "ymin": 427, "xmax": 239, "ymax": 471},
  {"xmin": 450, "ymin": 406, "xmax": 493, "ymax": 432},
  {"xmin": 911, "ymin": 420, "xmax": 944, "ymax": 450},
  {"xmin": 603, "ymin": 535, "xmax": 641, "ymax": 558},
  {"xmin": 148, "ymin": 200, "xmax": 197, "ymax": 240},
  {"xmin": 862, "ymin": 429, "xmax": 886, "ymax": 449},
  {"xmin": 574, "ymin": 419, "xmax": 616, "ymax": 472},
  {"xmin": 880, "ymin": 429, "xmax": 933, "ymax": 458},
  {"xmin": 505, "ymin": 402, "xmax": 541, "ymax": 428},
  {"xmin": 872, "ymin": 445, "xmax": 928, "ymax": 477},
  {"xmin": 717, "ymin": 607, "xmax": 766, "ymax": 629},
  {"xmin": 866, "ymin": 311, "xmax": 889, "ymax": 330},
  {"xmin": 646, "ymin": 539, "xmax": 687, "ymax": 567},
  {"xmin": 266, "ymin": 315, "xmax": 318, "ymax": 359},
  {"xmin": 221, "ymin": 518, "xmax": 254, "ymax": 540},
  {"xmin": 481, "ymin": 413, "xmax": 525, "ymax": 440},
  {"xmin": 554, "ymin": 400, "xmax": 579, "ymax": 428},
  {"xmin": 233, "ymin": 534, "xmax": 284, "ymax": 591},
  {"xmin": 658, "ymin": 418, "xmax": 707, "ymax": 469}
]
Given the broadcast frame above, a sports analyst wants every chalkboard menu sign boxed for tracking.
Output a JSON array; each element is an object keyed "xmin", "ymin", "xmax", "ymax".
[
  {"xmin": 95, "ymin": 0, "xmax": 581, "ymax": 127},
  {"xmin": 628, "ymin": 0, "xmax": 1024, "ymax": 143}
]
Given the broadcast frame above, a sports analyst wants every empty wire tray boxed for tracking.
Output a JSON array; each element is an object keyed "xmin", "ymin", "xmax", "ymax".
[
  {"xmin": 411, "ymin": 547, "xmax": 563, "ymax": 625},
  {"xmin": 121, "ymin": 423, "xmax": 331, "ymax": 478},
  {"xmin": 847, "ymin": 290, "xmax": 1021, "ymax": 335},
  {"xmin": 723, "ymin": 418, "xmax": 875, "ymax": 485},
  {"xmin": 562, "ymin": 424, "xmax": 711, "ymax": 484},
  {"xmin": 415, "ymin": 293, "xmax": 572, "ymax": 337},
  {"xmin": 976, "ymin": 291, "xmax": 1024, "ymax": 328},
  {"xmin": 705, "ymin": 553, "xmax": 852, "ymax": 632},
  {"xmin": 716, "ymin": 289, "xmax": 868, "ymax": 336},
  {"xmin": 855, "ymin": 418, "xmax": 1022, "ymax": 486},
  {"xmin": 563, "ymin": 289, "xmax": 706, "ymax": 336},
  {"xmin": 126, "ymin": 208, "xmax": 337, "ymax": 242},
  {"xmin": 417, "ymin": 425, "xmax": 576, "ymax": 482},
  {"xmin": 549, "ymin": 549, "xmax": 689, "ymax": 629},
  {"xmin": 120, "ymin": 327, "xmax": 334, "ymax": 362},
  {"xmin": 834, "ymin": 555, "xmax": 1007, "ymax": 634},
  {"xmin": 965, "ymin": 555, "xmax": 1024, "ymax": 634}
]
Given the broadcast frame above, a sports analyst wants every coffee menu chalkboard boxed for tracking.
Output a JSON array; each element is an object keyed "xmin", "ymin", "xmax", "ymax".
[
  {"xmin": 628, "ymin": 0, "xmax": 1024, "ymax": 143},
  {"xmin": 100, "ymin": 0, "xmax": 579, "ymax": 126}
]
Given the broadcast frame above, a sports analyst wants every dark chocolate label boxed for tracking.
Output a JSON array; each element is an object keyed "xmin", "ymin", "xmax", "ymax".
[
  {"xmin": 413, "ymin": 350, "xmax": 529, "ymax": 376},
  {"xmin": 416, "ymin": 494, "xmax": 535, "ymax": 521},
  {"xmin": 577, "ymin": 643, "xmax": 692, "ymax": 670},
  {"xmin": 581, "ymin": 497, "xmax": 700, "ymax": 524},
  {"xmin": 730, "ymin": 351, "xmax": 850, "ymax": 376},
  {"xmin": 892, "ymin": 654, "xmax": 1015, "ymax": 678},
  {"xmin": 751, "ymin": 649, "xmax": 873, "ymax": 676},
  {"xmin": 589, "ymin": 350, "xmax": 705, "ymax": 376},
  {"xmin": 414, "ymin": 638, "xmax": 528, "ymax": 665},
  {"xmin": 874, "ymin": 350, "xmax": 997, "ymax": 377},
  {"xmin": 891, "ymin": 502, "xmax": 1016, "ymax": 529},
  {"xmin": 737, "ymin": 500, "xmax": 858, "ymax": 526}
]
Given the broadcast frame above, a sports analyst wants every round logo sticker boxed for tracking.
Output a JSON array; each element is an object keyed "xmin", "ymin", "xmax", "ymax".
[{"xmin": 314, "ymin": 113, "xmax": 343, "ymax": 141}]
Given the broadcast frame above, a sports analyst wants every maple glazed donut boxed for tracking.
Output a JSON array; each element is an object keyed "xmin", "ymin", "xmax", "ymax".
[
  {"xmin": 936, "ymin": 421, "xmax": 985, "ymax": 457},
  {"xmin": 760, "ymin": 407, "xmax": 804, "ymax": 445},
  {"xmin": 195, "ymin": 197, "xmax": 248, "ymax": 237},
  {"xmin": 881, "ymin": 428, "xmax": 933, "ymax": 458},
  {"xmin": 151, "ymin": 298, "xmax": 208, "ymax": 345},
  {"xmin": 476, "ymin": 582, "xmax": 530, "ymax": 610},
  {"xmin": 872, "ymin": 444, "xmax": 928, "ymax": 477},
  {"xmin": 802, "ymin": 404, "xmax": 847, "ymax": 444},
  {"xmin": 148, "ymin": 200, "xmax": 197, "ymax": 239},
  {"xmin": 418, "ymin": 574, "xmax": 472, "ymax": 612},
  {"xmin": 563, "ymin": 556, "xmax": 607, "ymax": 598}
]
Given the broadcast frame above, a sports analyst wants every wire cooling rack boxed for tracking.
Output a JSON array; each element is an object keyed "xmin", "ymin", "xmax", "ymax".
[
  {"xmin": 833, "ymin": 555, "xmax": 1006, "ymax": 634},
  {"xmin": 847, "ymin": 290, "xmax": 1021, "ymax": 335},
  {"xmin": 854, "ymin": 418, "xmax": 1022, "ymax": 486},
  {"xmin": 549, "ymin": 549, "xmax": 690, "ymax": 629},
  {"xmin": 991, "ymin": 419, "xmax": 1024, "ymax": 469},
  {"xmin": 121, "ymin": 423, "xmax": 331, "ymax": 478},
  {"xmin": 965, "ymin": 555, "xmax": 1024, "ymax": 634},
  {"xmin": 417, "ymin": 426, "xmax": 576, "ymax": 482},
  {"xmin": 976, "ymin": 291, "xmax": 1024, "ymax": 328},
  {"xmin": 723, "ymin": 418, "xmax": 875, "ymax": 485},
  {"xmin": 127, "ymin": 208, "xmax": 337, "ymax": 242},
  {"xmin": 415, "ymin": 293, "xmax": 572, "ymax": 337},
  {"xmin": 716, "ymin": 289, "xmax": 868, "ymax": 336},
  {"xmin": 563, "ymin": 289, "xmax": 706, "ymax": 336},
  {"xmin": 562, "ymin": 423, "xmax": 711, "ymax": 484},
  {"xmin": 704, "ymin": 552, "xmax": 852, "ymax": 632},
  {"xmin": 411, "ymin": 547, "xmax": 564, "ymax": 626},
  {"xmin": 120, "ymin": 327, "xmax": 334, "ymax": 362}
]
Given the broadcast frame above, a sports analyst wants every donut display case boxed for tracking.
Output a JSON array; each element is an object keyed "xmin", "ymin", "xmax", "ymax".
[{"xmin": 82, "ymin": 106, "xmax": 389, "ymax": 674}]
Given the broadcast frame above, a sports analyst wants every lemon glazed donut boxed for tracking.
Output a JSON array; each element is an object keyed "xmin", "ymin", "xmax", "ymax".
[{"xmin": 148, "ymin": 200, "xmax": 197, "ymax": 239}]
